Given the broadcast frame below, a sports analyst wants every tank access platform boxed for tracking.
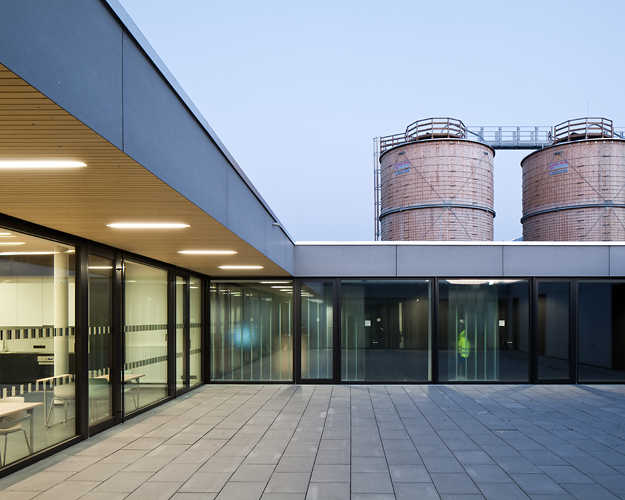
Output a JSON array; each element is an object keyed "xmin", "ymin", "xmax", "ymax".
[{"xmin": 378, "ymin": 117, "xmax": 625, "ymax": 153}]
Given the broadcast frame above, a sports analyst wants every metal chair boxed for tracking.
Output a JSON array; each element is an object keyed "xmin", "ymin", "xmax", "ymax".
[
  {"xmin": 46, "ymin": 382, "xmax": 75, "ymax": 427},
  {"xmin": 0, "ymin": 397, "xmax": 32, "ymax": 467},
  {"xmin": 123, "ymin": 371, "xmax": 138, "ymax": 410},
  {"xmin": 89, "ymin": 378, "xmax": 111, "ymax": 422}
]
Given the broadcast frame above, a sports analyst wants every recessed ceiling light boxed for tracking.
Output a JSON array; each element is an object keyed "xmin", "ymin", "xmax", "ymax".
[
  {"xmin": 178, "ymin": 250, "xmax": 237, "ymax": 255},
  {"xmin": 0, "ymin": 251, "xmax": 59, "ymax": 256},
  {"xmin": 260, "ymin": 281, "xmax": 290, "ymax": 284},
  {"xmin": 107, "ymin": 223, "xmax": 190, "ymax": 229},
  {"xmin": 218, "ymin": 265, "xmax": 263, "ymax": 270},
  {"xmin": 0, "ymin": 235, "xmax": 15, "ymax": 238},
  {"xmin": 0, "ymin": 233, "xmax": 11, "ymax": 236},
  {"xmin": 88, "ymin": 266, "xmax": 113, "ymax": 269},
  {"xmin": 0, "ymin": 242, "xmax": 25, "ymax": 245},
  {"xmin": 0, "ymin": 161, "xmax": 86, "ymax": 168}
]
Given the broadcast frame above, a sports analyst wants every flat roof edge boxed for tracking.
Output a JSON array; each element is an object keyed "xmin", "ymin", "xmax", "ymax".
[
  {"xmin": 102, "ymin": 0, "xmax": 293, "ymax": 244},
  {"xmin": 295, "ymin": 241, "xmax": 625, "ymax": 246}
]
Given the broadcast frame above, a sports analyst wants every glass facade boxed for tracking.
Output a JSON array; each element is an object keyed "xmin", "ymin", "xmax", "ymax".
[
  {"xmin": 0, "ymin": 229, "xmax": 76, "ymax": 468},
  {"xmin": 124, "ymin": 261, "xmax": 168, "ymax": 413},
  {"xmin": 300, "ymin": 281, "xmax": 333, "ymax": 380},
  {"xmin": 439, "ymin": 279, "xmax": 530, "ymax": 382},
  {"xmin": 341, "ymin": 280, "xmax": 430, "ymax": 382},
  {"xmin": 2, "ymin": 220, "xmax": 625, "ymax": 476},
  {"xmin": 210, "ymin": 281, "xmax": 292, "ymax": 381},
  {"xmin": 578, "ymin": 281, "xmax": 625, "ymax": 382}
]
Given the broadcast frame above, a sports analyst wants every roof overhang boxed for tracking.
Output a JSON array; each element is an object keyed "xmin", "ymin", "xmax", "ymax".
[{"xmin": 0, "ymin": 63, "xmax": 291, "ymax": 277}]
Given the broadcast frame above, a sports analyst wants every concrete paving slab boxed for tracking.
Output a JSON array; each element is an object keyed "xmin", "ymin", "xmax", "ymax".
[{"xmin": 2, "ymin": 384, "xmax": 625, "ymax": 500}]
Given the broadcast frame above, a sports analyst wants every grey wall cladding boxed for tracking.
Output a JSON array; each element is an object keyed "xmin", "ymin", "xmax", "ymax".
[{"xmin": 0, "ymin": 0, "xmax": 123, "ymax": 148}]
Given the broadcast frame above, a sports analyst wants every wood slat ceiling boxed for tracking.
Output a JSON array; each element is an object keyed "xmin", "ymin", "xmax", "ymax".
[{"xmin": 0, "ymin": 64, "xmax": 290, "ymax": 277}]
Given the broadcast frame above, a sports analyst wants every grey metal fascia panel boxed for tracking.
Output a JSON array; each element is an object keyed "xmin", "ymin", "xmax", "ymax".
[
  {"xmin": 265, "ymin": 218, "xmax": 294, "ymax": 274},
  {"xmin": 503, "ymin": 245, "xmax": 609, "ymax": 276},
  {"xmin": 397, "ymin": 245, "xmax": 503, "ymax": 277},
  {"xmin": 0, "ymin": 0, "xmax": 123, "ymax": 149},
  {"xmin": 225, "ymin": 167, "xmax": 267, "ymax": 252},
  {"xmin": 294, "ymin": 245, "xmax": 397, "ymax": 277},
  {"xmin": 121, "ymin": 33, "xmax": 229, "ymax": 225},
  {"xmin": 609, "ymin": 246, "xmax": 625, "ymax": 276},
  {"xmin": 103, "ymin": 0, "xmax": 292, "ymax": 242}
]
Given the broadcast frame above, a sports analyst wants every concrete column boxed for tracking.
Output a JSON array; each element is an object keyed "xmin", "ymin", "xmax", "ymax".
[{"xmin": 54, "ymin": 246, "xmax": 69, "ymax": 376}]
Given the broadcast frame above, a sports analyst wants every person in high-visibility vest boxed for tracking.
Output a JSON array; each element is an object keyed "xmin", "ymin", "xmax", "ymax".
[{"xmin": 457, "ymin": 328, "xmax": 471, "ymax": 375}]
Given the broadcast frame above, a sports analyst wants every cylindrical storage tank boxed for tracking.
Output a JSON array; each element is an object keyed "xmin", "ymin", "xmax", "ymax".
[
  {"xmin": 522, "ymin": 118, "xmax": 625, "ymax": 241},
  {"xmin": 379, "ymin": 119, "xmax": 495, "ymax": 241}
]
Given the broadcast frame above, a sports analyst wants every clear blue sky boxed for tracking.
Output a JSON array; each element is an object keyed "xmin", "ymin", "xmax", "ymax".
[{"xmin": 118, "ymin": 0, "xmax": 625, "ymax": 242}]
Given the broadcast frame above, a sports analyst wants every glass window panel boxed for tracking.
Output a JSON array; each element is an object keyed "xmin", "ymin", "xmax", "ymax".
[
  {"xmin": 439, "ymin": 279, "xmax": 530, "ymax": 382},
  {"xmin": 0, "ymin": 229, "xmax": 76, "ymax": 468},
  {"xmin": 578, "ymin": 281, "xmax": 625, "ymax": 382},
  {"xmin": 301, "ymin": 282, "xmax": 333, "ymax": 380},
  {"xmin": 176, "ymin": 276, "xmax": 186, "ymax": 390},
  {"xmin": 537, "ymin": 281, "xmax": 570, "ymax": 380},
  {"xmin": 341, "ymin": 280, "xmax": 431, "ymax": 382},
  {"xmin": 190, "ymin": 277, "xmax": 202, "ymax": 386},
  {"xmin": 88, "ymin": 255, "xmax": 113, "ymax": 425},
  {"xmin": 210, "ymin": 281, "xmax": 292, "ymax": 381},
  {"xmin": 124, "ymin": 261, "xmax": 168, "ymax": 413}
]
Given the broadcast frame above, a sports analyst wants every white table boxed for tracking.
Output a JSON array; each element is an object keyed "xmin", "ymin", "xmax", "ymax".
[
  {"xmin": 0, "ymin": 401, "xmax": 43, "ymax": 455},
  {"xmin": 95, "ymin": 373, "xmax": 145, "ymax": 409}
]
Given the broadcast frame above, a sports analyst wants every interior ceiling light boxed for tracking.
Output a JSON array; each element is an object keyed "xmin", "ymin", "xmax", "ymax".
[
  {"xmin": 0, "ymin": 161, "xmax": 86, "ymax": 168},
  {"xmin": 218, "ymin": 265, "xmax": 263, "ymax": 270},
  {"xmin": 88, "ymin": 266, "xmax": 113, "ymax": 269},
  {"xmin": 0, "ymin": 251, "xmax": 59, "ymax": 256},
  {"xmin": 107, "ymin": 223, "xmax": 190, "ymax": 229},
  {"xmin": 260, "ymin": 281, "xmax": 290, "ymax": 284},
  {"xmin": 178, "ymin": 250, "xmax": 237, "ymax": 255},
  {"xmin": 0, "ymin": 233, "xmax": 11, "ymax": 236},
  {"xmin": 0, "ymin": 242, "xmax": 25, "ymax": 245}
]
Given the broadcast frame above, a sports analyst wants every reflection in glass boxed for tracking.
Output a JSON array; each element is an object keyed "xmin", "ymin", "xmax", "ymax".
[
  {"xmin": 439, "ymin": 279, "xmax": 529, "ymax": 382},
  {"xmin": 578, "ymin": 281, "xmax": 625, "ymax": 381},
  {"xmin": 210, "ymin": 281, "xmax": 292, "ymax": 381},
  {"xmin": 0, "ymin": 229, "xmax": 76, "ymax": 467},
  {"xmin": 538, "ymin": 282, "xmax": 570, "ymax": 380},
  {"xmin": 124, "ymin": 261, "xmax": 168, "ymax": 413},
  {"xmin": 301, "ymin": 282, "xmax": 333, "ymax": 379},
  {"xmin": 176, "ymin": 276, "xmax": 186, "ymax": 391},
  {"xmin": 88, "ymin": 255, "xmax": 113, "ymax": 425},
  {"xmin": 341, "ymin": 280, "xmax": 430, "ymax": 381},
  {"xmin": 190, "ymin": 277, "xmax": 202, "ymax": 386}
]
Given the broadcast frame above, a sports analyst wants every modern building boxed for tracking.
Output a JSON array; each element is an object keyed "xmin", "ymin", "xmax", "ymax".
[{"xmin": 0, "ymin": 0, "xmax": 624, "ymax": 477}]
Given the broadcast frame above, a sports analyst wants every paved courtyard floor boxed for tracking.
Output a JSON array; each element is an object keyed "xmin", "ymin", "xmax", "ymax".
[{"xmin": 1, "ymin": 384, "xmax": 625, "ymax": 499}]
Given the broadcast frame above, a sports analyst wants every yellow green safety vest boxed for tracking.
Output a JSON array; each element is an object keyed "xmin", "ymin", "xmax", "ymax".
[{"xmin": 458, "ymin": 330, "xmax": 470, "ymax": 358}]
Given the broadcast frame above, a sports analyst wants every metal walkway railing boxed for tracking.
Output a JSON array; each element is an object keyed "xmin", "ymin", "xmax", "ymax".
[
  {"xmin": 379, "ymin": 119, "xmax": 625, "ymax": 153},
  {"xmin": 466, "ymin": 126, "xmax": 552, "ymax": 150}
]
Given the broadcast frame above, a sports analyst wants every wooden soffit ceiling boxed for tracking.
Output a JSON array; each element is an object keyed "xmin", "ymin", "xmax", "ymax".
[{"xmin": 0, "ymin": 64, "xmax": 290, "ymax": 277}]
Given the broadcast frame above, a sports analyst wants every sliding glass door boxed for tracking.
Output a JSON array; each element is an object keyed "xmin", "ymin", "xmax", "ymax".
[
  {"xmin": 536, "ymin": 280, "xmax": 573, "ymax": 382},
  {"xmin": 88, "ymin": 254, "xmax": 113, "ymax": 426},
  {"xmin": 299, "ymin": 281, "xmax": 336, "ymax": 382},
  {"xmin": 123, "ymin": 261, "xmax": 168, "ymax": 414}
]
